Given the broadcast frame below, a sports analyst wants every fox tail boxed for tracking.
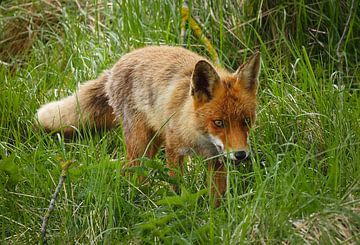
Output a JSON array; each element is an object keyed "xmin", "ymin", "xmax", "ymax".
[{"xmin": 36, "ymin": 72, "xmax": 116, "ymax": 136}]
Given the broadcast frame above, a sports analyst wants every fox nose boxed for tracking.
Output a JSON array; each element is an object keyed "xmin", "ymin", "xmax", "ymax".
[{"xmin": 234, "ymin": 151, "xmax": 248, "ymax": 161}]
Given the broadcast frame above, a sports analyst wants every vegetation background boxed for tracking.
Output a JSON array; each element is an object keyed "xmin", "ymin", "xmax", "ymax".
[{"xmin": 1, "ymin": 0, "xmax": 359, "ymax": 243}]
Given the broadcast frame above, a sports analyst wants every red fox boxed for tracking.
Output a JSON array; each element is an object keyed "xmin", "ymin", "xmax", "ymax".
[{"xmin": 36, "ymin": 46, "xmax": 260, "ymax": 205}]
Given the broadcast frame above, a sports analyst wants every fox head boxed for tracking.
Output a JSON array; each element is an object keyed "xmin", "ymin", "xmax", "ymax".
[{"xmin": 190, "ymin": 52, "xmax": 260, "ymax": 161}]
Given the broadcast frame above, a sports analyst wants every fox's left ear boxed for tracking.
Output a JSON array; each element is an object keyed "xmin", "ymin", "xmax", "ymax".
[
  {"xmin": 235, "ymin": 52, "xmax": 261, "ymax": 93},
  {"xmin": 191, "ymin": 60, "xmax": 220, "ymax": 107}
]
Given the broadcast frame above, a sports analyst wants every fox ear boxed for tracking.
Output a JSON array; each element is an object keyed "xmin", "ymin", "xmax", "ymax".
[
  {"xmin": 191, "ymin": 60, "xmax": 220, "ymax": 106},
  {"xmin": 235, "ymin": 52, "xmax": 261, "ymax": 93}
]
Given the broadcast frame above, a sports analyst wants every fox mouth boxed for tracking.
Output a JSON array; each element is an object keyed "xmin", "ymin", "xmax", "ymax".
[
  {"xmin": 226, "ymin": 152, "xmax": 251, "ymax": 164},
  {"xmin": 213, "ymin": 144, "xmax": 223, "ymax": 153},
  {"xmin": 233, "ymin": 155, "xmax": 251, "ymax": 165},
  {"xmin": 207, "ymin": 135, "xmax": 250, "ymax": 162},
  {"xmin": 210, "ymin": 149, "xmax": 251, "ymax": 164}
]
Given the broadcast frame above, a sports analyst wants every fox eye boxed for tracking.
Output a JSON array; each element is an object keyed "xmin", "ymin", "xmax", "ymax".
[
  {"xmin": 244, "ymin": 117, "xmax": 251, "ymax": 127},
  {"xmin": 213, "ymin": 120, "xmax": 225, "ymax": 128}
]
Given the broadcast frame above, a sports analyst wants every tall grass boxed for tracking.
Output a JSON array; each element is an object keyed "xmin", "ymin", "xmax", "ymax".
[{"xmin": 1, "ymin": 0, "xmax": 359, "ymax": 243}]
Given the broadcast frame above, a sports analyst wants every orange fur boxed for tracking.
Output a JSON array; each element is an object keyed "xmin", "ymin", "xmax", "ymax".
[{"xmin": 36, "ymin": 46, "xmax": 261, "ymax": 206}]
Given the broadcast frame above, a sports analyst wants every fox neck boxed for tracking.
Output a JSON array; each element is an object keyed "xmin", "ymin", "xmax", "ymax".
[{"xmin": 176, "ymin": 99, "xmax": 216, "ymax": 156}]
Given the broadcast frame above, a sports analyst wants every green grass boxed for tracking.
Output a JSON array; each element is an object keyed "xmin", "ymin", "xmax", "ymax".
[{"xmin": 1, "ymin": 0, "xmax": 360, "ymax": 243}]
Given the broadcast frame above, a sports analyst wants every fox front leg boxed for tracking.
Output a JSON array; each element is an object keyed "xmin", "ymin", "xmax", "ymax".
[
  {"xmin": 165, "ymin": 144, "xmax": 185, "ymax": 193},
  {"xmin": 208, "ymin": 161, "xmax": 227, "ymax": 207}
]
